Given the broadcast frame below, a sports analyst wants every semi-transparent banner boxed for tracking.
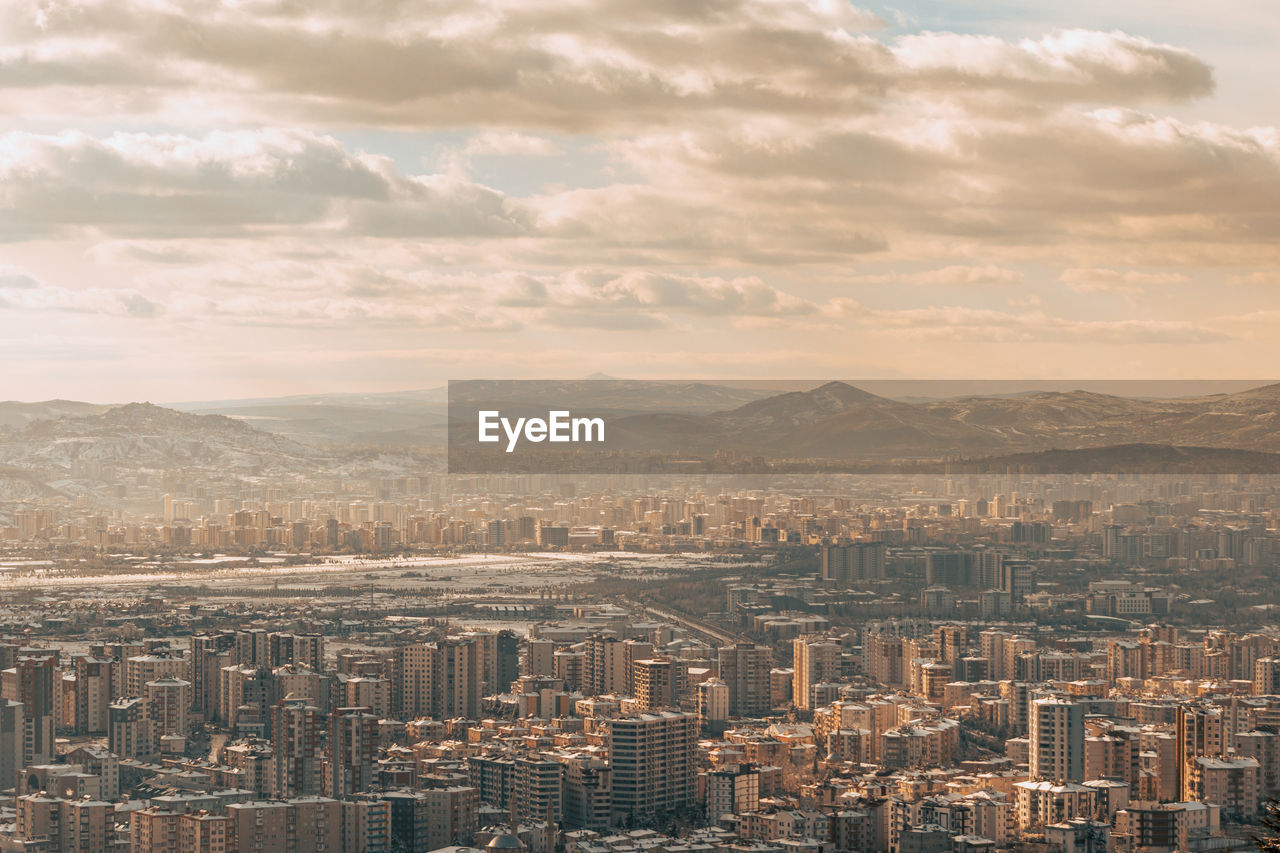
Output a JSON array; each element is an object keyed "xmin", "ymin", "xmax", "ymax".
[{"xmin": 446, "ymin": 379, "xmax": 1280, "ymax": 474}]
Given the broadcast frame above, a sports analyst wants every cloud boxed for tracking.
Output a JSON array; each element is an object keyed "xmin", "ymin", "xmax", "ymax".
[
  {"xmin": 850, "ymin": 265, "xmax": 1025, "ymax": 287},
  {"xmin": 465, "ymin": 131, "xmax": 563, "ymax": 158},
  {"xmin": 0, "ymin": 274, "xmax": 162, "ymax": 318},
  {"xmin": 1059, "ymin": 267, "xmax": 1187, "ymax": 296},
  {"xmin": 597, "ymin": 108, "xmax": 1280, "ymax": 264},
  {"xmin": 0, "ymin": 129, "xmax": 529, "ymax": 240},
  {"xmin": 0, "ymin": 264, "xmax": 40, "ymax": 290},
  {"xmin": 507, "ymin": 270, "xmax": 820, "ymax": 316},
  {"xmin": 1227, "ymin": 270, "xmax": 1280, "ymax": 285},
  {"xmin": 855, "ymin": 304, "xmax": 1229, "ymax": 343},
  {"xmin": 892, "ymin": 29, "xmax": 1213, "ymax": 105},
  {"xmin": 0, "ymin": 2, "xmax": 1273, "ymax": 392},
  {"xmin": 0, "ymin": 4, "xmax": 1212, "ymax": 129}
]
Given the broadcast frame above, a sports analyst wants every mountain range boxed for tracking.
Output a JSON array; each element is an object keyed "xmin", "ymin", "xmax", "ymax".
[
  {"xmin": 592, "ymin": 380, "xmax": 1280, "ymax": 460},
  {"xmin": 6, "ymin": 379, "xmax": 1280, "ymax": 500},
  {"xmin": 0, "ymin": 402, "xmax": 437, "ymax": 508}
]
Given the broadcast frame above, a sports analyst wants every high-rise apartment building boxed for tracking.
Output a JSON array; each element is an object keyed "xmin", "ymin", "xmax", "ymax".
[
  {"xmin": 820, "ymin": 541, "xmax": 886, "ymax": 585},
  {"xmin": 2, "ymin": 653, "xmax": 56, "ymax": 766},
  {"xmin": 792, "ymin": 636, "xmax": 841, "ymax": 711},
  {"xmin": 607, "ymin": 710, "xmax": 698, "ymax": 823},
  {"xmin": 328, "ymin": 706, "xmax": 378, "ymax": 799},
  {"xmin": 717, "ymin": 643, "xmax": 772, "ymax": 717},
  {"xmin": 272, "ymin": 696, "xmax": 323, "ymax": 798},
  {"xmin": 1030, "ymin": 697, "xmax": 1085, "ymax": 783}
]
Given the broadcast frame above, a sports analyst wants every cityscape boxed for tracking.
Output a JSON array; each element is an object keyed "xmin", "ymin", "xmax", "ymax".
[
  {"xmin": 2, "ymin": 429, "xmax": 1280, "ymax": 850},
  {"xmin": 4, "ymin": 0, "xmax": 1280, "ymax": 851}
]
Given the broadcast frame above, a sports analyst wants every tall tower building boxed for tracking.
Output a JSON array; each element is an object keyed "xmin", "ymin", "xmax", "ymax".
[
  {"xmin": 144, "ymin": 677, "xmax": 192, "ymax": 740},
  {"xmin": 607, "ymin": 710, "xmax": 697, "ymax": 823},
  {"xmin": 0, "ymin": 700, "xmax": 23, "ymax": 791},
  {"xmin": 696, "ymin": 678, "xmax": 729, "ymax": 733},
  {"xmin": 271, "ymin": 696, "xmax": 323, "ymax": 798},
  {"xmin": 820, "ymin": 541, "xmax": 886, "ymax": 586},
  {"xmin": 438, "ymin": 639, "xmax": 482, "ymax": 719},
  {"xmin": 514, "ymin": 756, "xmax": 564, "ymax": 824},
  {"xmin": 2, "ymin": 653, "xmax": 56, "ymax": 766},
  {"xmin": 792, "ymin": 636, "xmax": 841, "ymax": 711},
  {"xmin": 328, "ymin": 706, "xmax": 378, "ymax": 799},
  {"xmin": 717, "ymin": 643, "xmax": 772, "ymax": 717},
  {"xmin": 632, "ymin": 658, "xmax": 678, "ymax": 711},
  {"xmin": 190, "ymin": 633, "xmax": 237, "ymax": 721},
  {"xmin": 1030, "ymin": 696, "xmax": 1085, "ymax": 783},
  {"xmin": 71, "ymin": 654, "xmax": 114, "ymax": 735},
  {"xmin": 394, "ymin": 642, "xmax": 436, "ymax": 720},
  {"xmin": 108, "ymin": 696, "xmax": 153, "ymax": 759},
  {"xmin": 585, "ymin": 635, "xmax": 629, "ymax": 696},
  {"xmin": 1177, "ymin": 704, "xmax": 1226, "ymax": 801}
]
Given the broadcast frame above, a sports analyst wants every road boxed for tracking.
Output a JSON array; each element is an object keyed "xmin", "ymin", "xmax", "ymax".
[{"xmin": 639, "ymin": 603, "xmax": 744, "ymax": 646}]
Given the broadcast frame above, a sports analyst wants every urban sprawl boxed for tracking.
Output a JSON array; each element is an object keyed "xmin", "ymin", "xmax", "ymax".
[{"xmin": 1, "ymin": 474, "xmax": 1280, "ymax": 852}]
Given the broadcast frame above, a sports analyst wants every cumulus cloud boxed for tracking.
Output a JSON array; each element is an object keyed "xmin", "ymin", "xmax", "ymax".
[
  {"xmin": 892, "ymin": 30, "xmax": 1213, "ymax": 105},
  {"xmin": 0, "ymin": 269, "xmax": 161, "ymax": 318},
  {"xmin": 855, "ymin": 304, "xmax": 1229, "ymax": 344},
  {"xmin": 0, "ymin": 264, "xmax": 40, "ymax": 290},
  {"xmin": 0, "ymin": 1, "xmax": 1274, "ymax": 394},
  {"xmin": 0, "ymin": 3, "xmax": 1212, "ymax": 129},
  {"xmin": 849, "ymin": 266, "xmax": 1025, "ymax": 287},
  {"xmin": 1060, "ymin": 267, "xmax": 1187, "ymax": 297},
  {"xmin": 597, "ymin": 108, "xmax": 1280, "ymax": 264},
  {"xmin": 495, "ymin": 270, "xmax": 822, "ymax": 328},
  {"xmin": 0, "ymin": 129, "xmax": 528, "ymax": 240},
  {"xmin": 465, "ymin": 132, "xmax": 563, "ymax": 158}
]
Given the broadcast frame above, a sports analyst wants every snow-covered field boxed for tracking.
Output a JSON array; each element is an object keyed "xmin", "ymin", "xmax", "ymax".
[{"xmin": 0, "ymin": 550, "xmax": 673, "ymax": 592}]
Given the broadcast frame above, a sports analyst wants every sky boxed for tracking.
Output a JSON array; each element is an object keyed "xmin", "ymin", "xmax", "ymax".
[{"xmin": 1, "ymin": 0, "xmax": 1279, "ymax": 402}]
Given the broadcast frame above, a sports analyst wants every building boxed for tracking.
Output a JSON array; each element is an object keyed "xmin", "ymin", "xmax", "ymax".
[
  {"xmin": 343, "ymin": 799, "xmax": 392, "ymax": 853},
  {"xmin": 607, "ymin": 710, "xmax": 698, "ymax": 823},
  {"xmin": 632, "ymin": 658, "xmax": 678, "ymax": 711},
  {"xmin": 70, "ymin": 654, "xmax": 114, "ymax": 735},
  {"xmin": 0, "ymin": 699, "xmax": 23, "ymax": 791},
  {"xmin": 179, "ymin": 810, "xmax": 228, "ymax": 853},
  {"xmin": 1185, "ymin": 756, "xmax": 1259, "ymax": 821},
  {"xmin": 514, "ymin": 757, "xmax": 564, "ymax": 824},
  {"xmin": 792, "ymin": 636, "xmax": 841, "ymax": 711},
  {"xmin": 584, "ymin": 635, "xmax": 629, "ymax": 696},
  {"xmin": 706, "ymin": 764, "xmax": 761, "ymax": 819},
  {"xmin": 132, "ymin": 806, "xmax": 184, "ymax": 853},
  {"xmin": 1013, "ymin": 781, "xmax": 1096, "ymax": 830},
  {"xmin": 146, "ymin": 676, "xmax": 192, "ymax": 740},
  {"xmin": 1113, "ymin": 801, "xmax": 1219, "ymax": 853},
  {"xmin": 696, "ymin": 677, "xmax": 729, "ymax": 732},
  {"xmin": 820, "ymin": 541, "xmax": 886, "ymax": 586},
  {"xmin": 272, "ymin": 695, "xmax": 323, "ymax": 798},
  {"xmin": 1030, "ymin": 697, "xmax": 1084, "ymax": 783},
  {"xmin": 717, "ymin": 643, "xmax": 772, "ymax": 717},
  {"xmin": 328, "ymin": 706, "xmax": 378, "ymax": 799},
  {"xmin": 108, "ymin": 696, "xmax": 153, "ymax": 759},
  {"xmin": 560, "ymin": 754, "xmax": 612, "ymax": 831},
  {"xmin": 378, "ymin": 787, "xmax": 479, "ymax": 852},
  {"xmin": 1, "ymin": 653, "xmax": 56, "ymax": 767}
]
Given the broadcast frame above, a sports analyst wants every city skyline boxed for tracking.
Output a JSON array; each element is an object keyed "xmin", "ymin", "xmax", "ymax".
[{"xmin": 2, "ymin": 0, "xmax": 1280, "ymax": 399}]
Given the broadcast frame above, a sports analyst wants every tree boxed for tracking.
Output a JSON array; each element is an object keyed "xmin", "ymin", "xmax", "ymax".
[{"xmin": 1256, "ymin": 798, "xmax": 1280, "ymax": 851}]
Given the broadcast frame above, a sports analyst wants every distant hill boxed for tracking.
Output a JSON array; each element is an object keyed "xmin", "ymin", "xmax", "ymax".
[
  {"xmin": 948, "ymin": 444, "xmax": 1280, "ymax": 474},
  {"xmin": 0, "ymin": 399, "xmax": 113, "ymax": 429},
  {"xmin": 8, "ymin": 380, "xmax": 1280, "ymax": 478},
  {"xmin": 448, "ymin": 379, "xmax": 778, "ymax": 414},
  {"xmin": 462, "ymin": 379, "xmax": 1280, "ymax": 469},
  {"xmin": 0, "ymin": 402, "xmax": 323, "ymax": 475},
  {"xmin": 0, "ymin": 403, "xmax": 436, "ymax": 505}
]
